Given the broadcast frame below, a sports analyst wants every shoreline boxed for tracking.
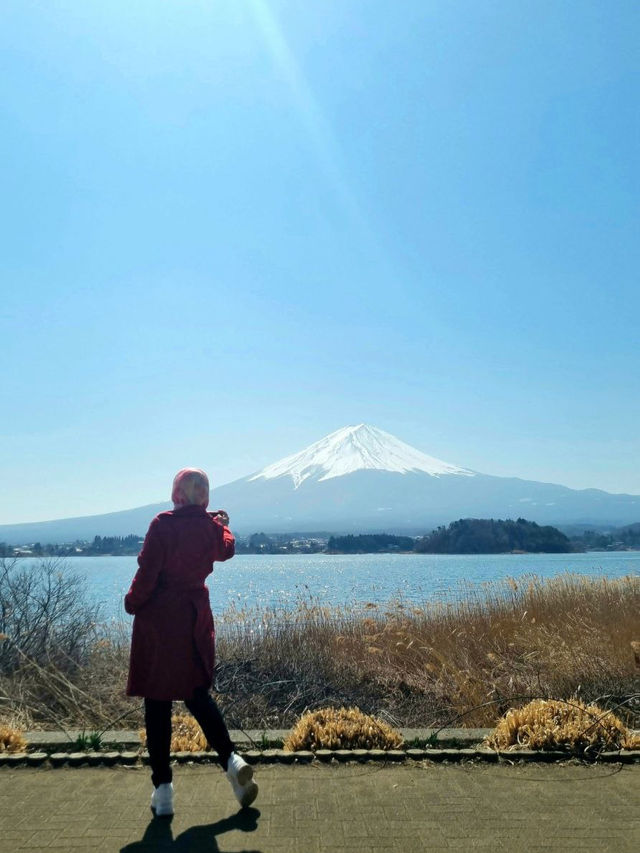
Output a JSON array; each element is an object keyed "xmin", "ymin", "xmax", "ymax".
[{"xmin": 7, "ymin": 546, "xmax": 640, "ymax": 557}]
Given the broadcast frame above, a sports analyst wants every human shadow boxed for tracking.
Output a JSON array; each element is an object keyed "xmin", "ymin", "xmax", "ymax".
[{"xmin": 120, "ymin": 808, "xmax": 262, "ymax": 852}]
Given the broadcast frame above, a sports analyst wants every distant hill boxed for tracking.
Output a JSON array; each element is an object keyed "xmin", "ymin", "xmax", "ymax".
[
  {"xmin": 415, "ymin": 518, "xmax": 573, "ymax": 554},
  {"xmin": 0, "ymin": 502, "xmax": 170, "ymax": 546}
]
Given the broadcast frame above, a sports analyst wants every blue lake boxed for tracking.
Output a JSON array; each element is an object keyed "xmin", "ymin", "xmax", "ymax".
[{"xmin": 16, "ymin": 551, "xmax": 640, "ymax": 624}]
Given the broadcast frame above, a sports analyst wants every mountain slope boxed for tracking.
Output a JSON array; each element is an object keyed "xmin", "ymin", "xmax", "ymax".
[{"xmin": 215, "ymin": 467, "xmax": 640, "ymax": 534}]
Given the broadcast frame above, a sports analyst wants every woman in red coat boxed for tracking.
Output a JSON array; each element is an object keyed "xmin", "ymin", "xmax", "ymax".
[{"xmin": 125, "ymin": 468, "xmax": 257, "ymax": 816}]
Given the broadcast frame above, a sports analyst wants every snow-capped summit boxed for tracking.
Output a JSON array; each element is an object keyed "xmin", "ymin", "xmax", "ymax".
[{"xmin": 249, "ymin": 424, "xmax": 474, "ymax": 488}]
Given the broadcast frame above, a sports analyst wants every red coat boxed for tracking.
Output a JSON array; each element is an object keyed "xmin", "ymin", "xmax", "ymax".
[{"xmin": 124, "ymin": 505, "xmax": 235, "ymax": 701}]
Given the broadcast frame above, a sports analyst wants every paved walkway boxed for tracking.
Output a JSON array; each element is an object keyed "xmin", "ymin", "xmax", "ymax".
[{"xmin": 1, "ymin": 762, "xmax": 638, "ymax": 852}]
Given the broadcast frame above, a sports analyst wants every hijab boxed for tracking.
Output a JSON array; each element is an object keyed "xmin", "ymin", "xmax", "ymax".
[{"xmin": 171, "ymin": 468, "xmax": 210, "ymax": 509}]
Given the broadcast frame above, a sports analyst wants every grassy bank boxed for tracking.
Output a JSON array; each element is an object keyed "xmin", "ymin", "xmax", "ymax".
[
  {"xmin": 1, "ymin": 560, "xmax": 638, "ymax": 733},
  {"xmin": 213, "ymin": 573, "xmax": 639, "ymax": 730}
]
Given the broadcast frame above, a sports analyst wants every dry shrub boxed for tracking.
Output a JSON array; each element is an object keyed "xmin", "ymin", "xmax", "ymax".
[
  {"xmin": 0, "ymin": 558, "xmax": 100, "ymax": 672},
  {"xmin": 0, "ymin": 725, "xmax": 27, "ymax": 753},
  {"xmin": 283, "ymin": 706, "xmax": 403, "ymax": 751},
  {"xmin": 486, "ymin": 698, "xmax": 640, "ymax": 754},
  {"xmin": 139, "ymin": 714, "xmax": 209, "ymax": 752},
  {"xmin": 0, "ymin": 557, "xmax": 140, "ymax": 730}
]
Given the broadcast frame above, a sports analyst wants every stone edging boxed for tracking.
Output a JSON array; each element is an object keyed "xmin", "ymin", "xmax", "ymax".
[
  {"xmin": 1, "ymin": 747, "xmax": 638, "ymax": 769},
  {"xmin": 21, "ymin": 727, "xmax": 493, "ymax": 750}
]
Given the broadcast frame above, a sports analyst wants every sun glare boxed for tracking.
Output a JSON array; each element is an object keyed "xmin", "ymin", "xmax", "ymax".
[{"xmin": 248, "ymin": 0, "xmax": 369, "ymax": 238}]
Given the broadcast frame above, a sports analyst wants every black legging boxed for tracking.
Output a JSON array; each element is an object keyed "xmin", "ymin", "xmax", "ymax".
[{"xmin": 145, "ymin": 686, "xmax": 235, "ymax": 787}]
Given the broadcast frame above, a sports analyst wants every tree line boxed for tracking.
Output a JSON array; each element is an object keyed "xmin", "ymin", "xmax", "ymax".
[
  {"xmin": 329, "ymin": 519, "xmax": 573, "ymax": 554},
  {"xmin": 4, "ymin": 517, "xmax": 640, "ymax": 557},
  {"xmin": 570, "ymin": 522, "xmax": 640, "ymax": 551},
  {"xmin": 327, "ymin": 533, "xmax": 415, "ymax": 553},
  {"xmin": 0, "ymin": 535, "xmax": 143, "ymax": 557}
]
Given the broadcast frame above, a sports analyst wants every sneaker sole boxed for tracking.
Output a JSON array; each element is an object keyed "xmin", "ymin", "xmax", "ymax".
[
  {"xmin": 151, "ymin": 801, "xmax": 174, "ymax": 817},
  {"xmin": 236, "ymin": 763, "xmax": 253, "ymax": 786},
  {"xmin": 239, "ymin": 781, "xmax": 258, "ymax": 808}
]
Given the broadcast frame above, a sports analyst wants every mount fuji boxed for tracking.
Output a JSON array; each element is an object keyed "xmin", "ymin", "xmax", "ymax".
[
  {"xmin": 212, "ymin": 424, "xmax": 639, "ymax": 533},
  {"xmin": 248, "ymin": 424, "xmax": 474, "ymax": 487},
  {"xmin": 1, "ymin": 424, "xmax": 639, "ymax": 542}
]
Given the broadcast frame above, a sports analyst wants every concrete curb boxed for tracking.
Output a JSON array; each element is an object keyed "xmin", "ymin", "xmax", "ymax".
[
  {"xmin": 3, "ymin": 728, "xmax": 636, "ymax": 769},
  {"xmin": 1, "ymin": 748, "xmax": 638, "ymax": 769}
]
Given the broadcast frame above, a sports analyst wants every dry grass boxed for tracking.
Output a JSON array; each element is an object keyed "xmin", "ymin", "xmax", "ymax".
[
  {"xmin": 0, "ymin": 619, "xmax": 136, "ymax": 732},
  {"xmin": 139, "ymin": 714, "xmax": 210, "ymax": 752},
  {"xmin": 485, "ymin": 698, "xmax": 640, "ymax": 754},
  {"xmin": 214, "ymin": 573, "xmax": 640, "ymax": 730},
  {"xmin": 2, "ymin": 563, "xmax": 638, "ymax": 734},
  {"xmin": 283, "ymin": 707, "xmax": 403, "ymax": 751},
  {"xmin": 0, "ymin": 724, "xmax": 27, "ymax": 753}
]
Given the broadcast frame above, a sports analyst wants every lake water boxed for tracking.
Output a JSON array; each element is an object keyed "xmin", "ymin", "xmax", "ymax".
[{"xmin": 15, "ymin": 551, "xmax": 640, "ymax": 623}]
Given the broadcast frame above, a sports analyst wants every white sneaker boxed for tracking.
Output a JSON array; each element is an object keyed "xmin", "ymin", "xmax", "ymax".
[
  {"xmin": 151, "ymin": 782, "xmax": 174, "ymax": 816},
  {"xmin": 228, "ymin": 775, "xmax": 259, "ymax": 808},
  {"xmin": 226, "ymin": 754, "xmax": 258, "ymax": 808},
  {"xmin": 226, "ymin": 752, "xmax": 253, "ymax": 786}
]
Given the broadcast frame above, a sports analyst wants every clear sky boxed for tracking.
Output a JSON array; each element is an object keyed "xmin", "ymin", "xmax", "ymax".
[{"xmin": 1, "ymin": 0, "xmax": 639, "ymax": 524}]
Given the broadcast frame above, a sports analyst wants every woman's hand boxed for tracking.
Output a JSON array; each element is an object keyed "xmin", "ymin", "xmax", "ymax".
[{"xmin": 211, "ymin": 509, "xmax": 230, "ymax": 526}]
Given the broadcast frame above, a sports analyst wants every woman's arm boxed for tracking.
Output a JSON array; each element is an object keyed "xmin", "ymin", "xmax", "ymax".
[
  {"xmin": 124, "ymin": 518, "xmax": 164, "ymax": 614},
  {"xmin": 211, "ymin": 510, "xmax": 235, "ymax": 562}
]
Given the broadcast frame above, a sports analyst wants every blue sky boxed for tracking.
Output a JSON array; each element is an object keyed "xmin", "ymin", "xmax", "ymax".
[{"xmin": 1, "ymin": 0, "xmax": 639, "ymax": 523}]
